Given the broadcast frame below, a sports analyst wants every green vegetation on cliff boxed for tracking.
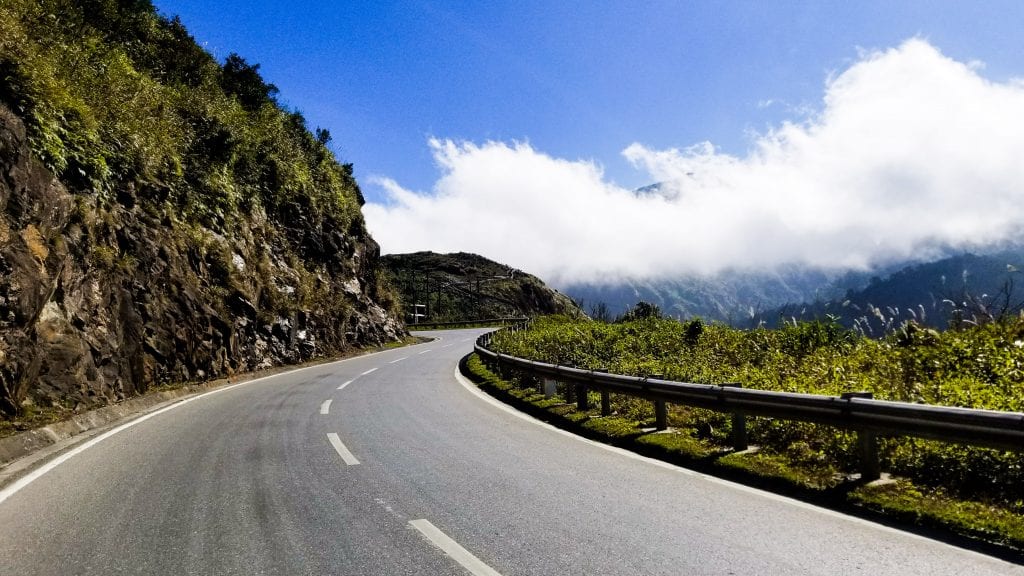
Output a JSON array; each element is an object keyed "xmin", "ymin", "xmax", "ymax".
[
  {"xmin": 0, "ymin": 0, "xmax": 363, "ymax": 228},
  {"xmin": 0, "ymin": 0, "xmax": 402, "ymax": 420}
]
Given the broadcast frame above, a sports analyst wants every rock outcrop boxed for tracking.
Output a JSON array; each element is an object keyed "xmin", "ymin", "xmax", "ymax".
[{"xmin": 0, "ymin": 105, "xmax": 402, "ymax": 416}]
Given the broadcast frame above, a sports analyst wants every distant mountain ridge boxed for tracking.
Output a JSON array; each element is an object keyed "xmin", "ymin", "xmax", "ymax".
[
  {"xmin": 560, "ymin": 266, "xmax": 846, "ymax": 323},
  {"xmin": 381, "ymin": 252, "xmax": 583, "ymax": 323},
  {"xmin": 559, "ymin": 248, "xmax": 1024, "ymax": 329},
  {"xmin": 758, "ymin": 249, "xmax": 1024, "ymax": 331}
]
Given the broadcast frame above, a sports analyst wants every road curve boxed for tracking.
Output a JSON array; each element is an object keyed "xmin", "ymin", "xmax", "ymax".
[{"xmin": 0, "ymin": 328, "xmax": 1020, "ymax": 575}]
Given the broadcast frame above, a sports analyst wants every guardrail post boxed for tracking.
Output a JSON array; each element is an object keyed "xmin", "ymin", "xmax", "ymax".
[
  {"xmin": 720, "ymin": 383, "xmax": 748, "ymax": 451},
  {"xmin": 654, "ymin": 400, "xmax": 668, "ymax": 430},
  {"xmin": 842, "ymin": 392, "xmax": 880, "ymax": 481},
  {"xmin": 647, "ymin": 374, "xmax": 668, "ymax": 430},
  {"xmin": 576, "ymin": 384, "xmax": 589, "ymax": 411},
  {"xmin": 542, "ymin": 377, "xmax": 557, "ymax": 397},
  {"xmin": 592, "ymin": 368, "xmax": 609, "ymax": 415},
  {"xmin": 859, "ymin": 431, "xmax": 881, "ymax": 481}
]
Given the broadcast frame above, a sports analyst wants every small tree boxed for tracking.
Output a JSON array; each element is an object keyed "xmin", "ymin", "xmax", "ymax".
[
  {"xmin": 220, "ymin": 53, "xmax": 278, "ymax": 111},
  {"xmin": 618, "ymin": 301, "xmax": 662, "ymax": 322},
  {"xmin": 315, "ymin": 127, "xmax": 332, "ymax": 146}
]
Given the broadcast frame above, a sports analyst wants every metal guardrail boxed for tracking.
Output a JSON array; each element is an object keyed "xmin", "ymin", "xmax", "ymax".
[
  {"xmin": 410, "ymin": 317, "xmax": 528, "ymax": 330},
  {"xmin": 474, "ymin": 326, "xmax": 1024, "ymax": 481}
]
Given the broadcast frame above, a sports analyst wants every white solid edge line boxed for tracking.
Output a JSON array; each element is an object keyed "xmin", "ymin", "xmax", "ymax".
[
  {"xmin": 0, "ymin": 379, "xmax": 246, "ymax": 505},
  {"xmin": 389, "ymin": 357, "xmax": 407, "ymax": 364},
  {"xmin": 361, "ymin": 367, "xmax": 378, "ymax": 376},
  {"xmin": 450, "ymin": 367, "xmax": 1011, "ymax": 557},
  {"xmin": 319, "ymin": 399, "xmax": 332, "ymax": 415},
  {"xmin": 0, "ymin": 344, "xmax": 404, "ymax": 506},
  {"xmin": 337, "ymin": 379, "xmax": 354, "ymax": 391},
  {"xmin": 326, "ymin": 433, "xmax": 360, "ymax": 466},
  {"xmin": 452, "ymin": 367, "xmax": 695, "ymax": 477},
  {"xmin": 409, "ymin": 519, "xmax": 503, "ymax": 576}
]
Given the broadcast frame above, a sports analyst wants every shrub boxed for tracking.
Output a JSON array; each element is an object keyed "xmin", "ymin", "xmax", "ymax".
[{"xmin": 491, "ymin": 315, "xmax": 1024, "ymax": 508}]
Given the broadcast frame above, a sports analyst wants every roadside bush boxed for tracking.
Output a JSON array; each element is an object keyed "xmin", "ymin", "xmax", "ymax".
[{"xmin": 491, "ymin": 315, "xmax": 1024, "ymax": 508}]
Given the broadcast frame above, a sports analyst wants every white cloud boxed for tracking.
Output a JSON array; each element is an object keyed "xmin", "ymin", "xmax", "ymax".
[{"xmin": 364, "ymin": 39, "xmax": 1024, "ymax": 286}]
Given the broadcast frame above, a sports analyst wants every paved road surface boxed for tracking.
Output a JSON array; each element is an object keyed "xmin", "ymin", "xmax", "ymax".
[{"xmin": 0, "ymin": 328, "xmax": 1020, "ymax": 575}]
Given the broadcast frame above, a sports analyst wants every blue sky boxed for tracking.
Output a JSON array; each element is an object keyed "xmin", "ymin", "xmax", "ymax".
[
  {"xmin": 153, "ymin": 1, "xmax": 1023, "ymax": 198},
  {"xmin": 154, "ymin": 1, "xmax": 1024, "ymax": 282}
]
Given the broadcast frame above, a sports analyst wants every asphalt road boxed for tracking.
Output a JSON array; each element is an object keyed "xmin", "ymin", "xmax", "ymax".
[{"xmin": 0, "ymin": 328, "xmax": 1020, "ymax": 575}]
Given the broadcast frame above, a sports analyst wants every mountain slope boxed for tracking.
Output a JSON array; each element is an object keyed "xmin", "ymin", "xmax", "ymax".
[
  {"xmin": 758, "ymin": 249, "xmax": 1024, "ymax": 331},
  {"xmin": 0, "ymin": 0, "xmax": 401, "ymax": 419},
  {"xmin": 561, "ymin": 245, "xmax": 1024, "ymax": 329},
  {"xmin": 381, "ymin": 251, "xmax": 583, "ymax": 322},
  {"xmin": 560, "ymin": 266, "xmax": 847, "ymax": 323}
]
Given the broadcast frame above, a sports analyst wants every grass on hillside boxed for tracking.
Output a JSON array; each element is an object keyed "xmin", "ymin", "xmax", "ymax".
[{"xmin": 0, "ymin": 0, "xmax": 366, "ymax": 229}]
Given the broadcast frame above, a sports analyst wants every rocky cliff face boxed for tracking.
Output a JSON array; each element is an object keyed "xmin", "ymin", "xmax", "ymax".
[{"xmin": 0, "ymin": 105, "xmax": 402, "ymax": 416}]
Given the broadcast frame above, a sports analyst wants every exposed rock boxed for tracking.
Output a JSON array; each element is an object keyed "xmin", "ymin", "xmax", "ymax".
[{"xmin": 0, "ymin": 105, "xmax": 403, "ymax": 416}]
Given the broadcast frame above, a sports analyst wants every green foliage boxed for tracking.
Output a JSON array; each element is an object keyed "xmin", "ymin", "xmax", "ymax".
[
  {"xmin": 851, "ymin": 480, "xmax": 1024, "ymax": 548},
  {"xmin": 88, "ymin": 245, "xmax": 116, "ymax": 270},
  {"xmin": 581, "ymin": 415, "xmax": 643, "ymax": 439},
  {"xmin": 220, "ymin": 53, "xmax": 278, "ymax": 111},
  {"xmin": 636, "ymin": 432, "xmax": 716, "ymax": 459},
  {"xmin": 381, "ymin": 251, "xmax": 582, "ymax": 323},
  {"xmin": 491, "ymin": 315, "xmax": 1024, "ymax": 510},
  {"xmin": 0, "ymin": 0, "xmax": 364, "ymax": 230},
  {"xmin": 468, "ymin": 346, "xmax": 1024, "ymax": 545},
  {"xmin": 718, "ymin": 450, "xmax": 841, "ymax": 490},
  {"xmin": 617, "ymin": 300, "xmax": 662, "ymax": 322}
]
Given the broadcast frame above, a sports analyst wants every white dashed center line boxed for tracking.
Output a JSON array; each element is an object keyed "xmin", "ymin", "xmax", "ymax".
[
  {"xmin": 418, "ymin": 349, "xmax": 433, "ymax": 355},
  {"xmin": 319, "ymin": 399, "xmax": 332, "ymax": 415},
  {"xmin": 326, "ymin": 433, "xmax": 360, "ymax": 465},
  {"xmin": 360, "ymin": 368, "xmax": 378, "ymax": 376},
  {"xmin": 389, "ymin": 356, "xmax": 408, "ymax": 364},
  {"xmin": 409, "ymin": 519, "xmax": 503, "ymax": 576},
  {"xmin": 337, "ymin": 379, "xmax": 354, "ymax": 391}
]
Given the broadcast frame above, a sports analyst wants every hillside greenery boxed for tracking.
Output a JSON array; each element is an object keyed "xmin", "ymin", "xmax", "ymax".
[
  {"xmin": 0, "ymin": 0, "xmax": 402, "ymax": 420},
  {"xmin": 490, "ymin": 315, "xmax": 1024, "ymax": 517},
  {"xmin": 382, "ymin": 251, "xmax": 582, "ymax": 323},
  {"xmin": 0, "ymin": 0, "xmax": 364, "ymax": 232}
]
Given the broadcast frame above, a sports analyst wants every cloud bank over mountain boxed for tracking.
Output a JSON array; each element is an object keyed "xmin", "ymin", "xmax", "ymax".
[{"xmin": 364, "ymin": 39, "xmax": 1024, "ymax": 285}]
